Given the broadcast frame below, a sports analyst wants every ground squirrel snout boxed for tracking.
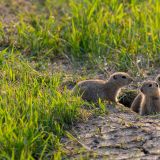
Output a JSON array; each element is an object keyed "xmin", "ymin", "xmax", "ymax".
[
  {"xmin": 139, "ymin": 81, "xmax": 160, "ymax": 115},
  {"xmin": 72, "ymin": 72, "xmax": 133, "ymax": 103}
]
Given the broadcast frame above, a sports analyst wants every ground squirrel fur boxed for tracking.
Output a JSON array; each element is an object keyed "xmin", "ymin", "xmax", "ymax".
[
  {"xmin": 131, "ymin": 74, "xmax": 160, "ymax": 113},
  {"xmin": 72, "ymin": 72, "xmax": 133, "ymax": 103}
]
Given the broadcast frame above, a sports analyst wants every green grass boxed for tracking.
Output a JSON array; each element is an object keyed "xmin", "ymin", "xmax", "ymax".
[
  {"xmin": 1, "ymin": 0, "xmax": 160, "ymax": 69},
  {"xmin": 0, "ymin": 0, "xmax": 160, "ymax": 159},
  {"xmin": 0, "ymin": 49, "xmax": 85, "ymax": 159}
]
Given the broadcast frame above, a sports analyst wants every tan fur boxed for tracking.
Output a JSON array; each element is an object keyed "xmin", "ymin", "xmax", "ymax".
[
  {"xmin": 131, "ymin": 74, "xmax": 160, "ymax": 113},
  {"xmin": 155, "ymin": 74, "xmax": 160, "ymax": 85},
  {"xmin": 131, "ymin": 93, "xmax": 142, "ymax": 113},
  {"xmin": 73, "ymin": 72, "xmax": 133, "ymax": 103},
  {"xmin": 139, "ymin": 81, "xmax": 160, "ymax": 115}
]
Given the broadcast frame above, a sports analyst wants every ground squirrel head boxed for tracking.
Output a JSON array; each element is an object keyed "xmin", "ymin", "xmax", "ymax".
[
  {"xmin": 155, "ymin": 74, "xmax": 160, "ymax": 85},
  {"xmin": 140, "ymin": 81, "xmax": 159, "ymax": 96},
  {"xmin": 108, "ymin": 72, "xmax": 133, "ymax": 87}
]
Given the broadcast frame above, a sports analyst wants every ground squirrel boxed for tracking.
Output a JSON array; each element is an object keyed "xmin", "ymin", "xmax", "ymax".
[
  {"xmin": 131, "ymin": 75, "xmax": 160, "ymax": 113},
  {"xmin": 139, "ymin": 81, "xmax": 160, "ymax": 115},
  {"xmin": 72, "ymin": 72, "xmax": 133, "ymax": 103}
]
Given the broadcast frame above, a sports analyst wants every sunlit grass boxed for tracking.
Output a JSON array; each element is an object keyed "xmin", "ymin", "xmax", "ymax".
[
  {"xmin": 0, "ymin": 0, "xmax": 160, "ymax": 159},
  {"xmin": 0, "ymin": 49, "xmax": 84, "ymax": 159},
  {"xmin": 0, "ymin": 0, "xmax": 159, "ymax": 69}
]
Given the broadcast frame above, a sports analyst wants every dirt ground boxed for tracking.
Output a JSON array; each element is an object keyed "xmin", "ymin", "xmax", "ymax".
[
  {"xmin": 62, "ymin": 105, "xmax": 160, "ymax": 159},
  {"xmin": 47, "ymin": 58, "xmax": 160, "ymax": 159},
  {"xmin": 61, "ymin": 69, "xmax": 160, "ymax": 160}
]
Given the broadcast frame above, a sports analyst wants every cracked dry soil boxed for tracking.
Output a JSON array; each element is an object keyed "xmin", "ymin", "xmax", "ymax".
[{"xmin": 62, "ymin": 105, "xmax": 160, "ymax": 160}]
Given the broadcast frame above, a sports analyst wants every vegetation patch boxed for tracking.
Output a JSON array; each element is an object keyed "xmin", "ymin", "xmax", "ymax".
[
  {"xmin": 0, "ymin": 0, "xmax": 160, "ymax": 159},
  {"xmin": 0, "ymin": 49, "xmax": 85, "ymax": 159}
]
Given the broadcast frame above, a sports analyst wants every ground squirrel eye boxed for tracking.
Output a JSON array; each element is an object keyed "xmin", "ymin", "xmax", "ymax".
[
  {"xmin": 156, "ymin": 83, "xmax": 158, "ymax": 87},
  {"xmin": 148, "ymin": 84, "xmax": 152, "ymax": 87},
  {"xmin": 158, "ymin": 77, "xmax": 160, "ymax": 81},
  {"xmin": 122, "ymin": 76, "xmax": 126, "ymax": 79}
]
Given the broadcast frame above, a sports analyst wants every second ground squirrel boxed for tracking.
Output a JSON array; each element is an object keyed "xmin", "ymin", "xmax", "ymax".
[
  {"xmin": 131, "ymin": 74, "xmax": 160, "ymax": 113},
  {"xmin": 139, "ymin": 81, "xmax": 160, "ymax": 115},
  {"xmin": 72, "ymin": 72, "xmax": 133, "ymax": 103}
]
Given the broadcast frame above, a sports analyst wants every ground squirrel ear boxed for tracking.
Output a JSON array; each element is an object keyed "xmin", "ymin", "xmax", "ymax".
[{"xmin": 113, "ymin": 75, "xmax": 117, "ymax": 80}]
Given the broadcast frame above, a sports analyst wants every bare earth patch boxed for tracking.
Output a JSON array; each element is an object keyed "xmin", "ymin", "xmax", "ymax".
[{"xmin": 62, "ymin": 105, "xmax": 160, "ymax": 159}]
